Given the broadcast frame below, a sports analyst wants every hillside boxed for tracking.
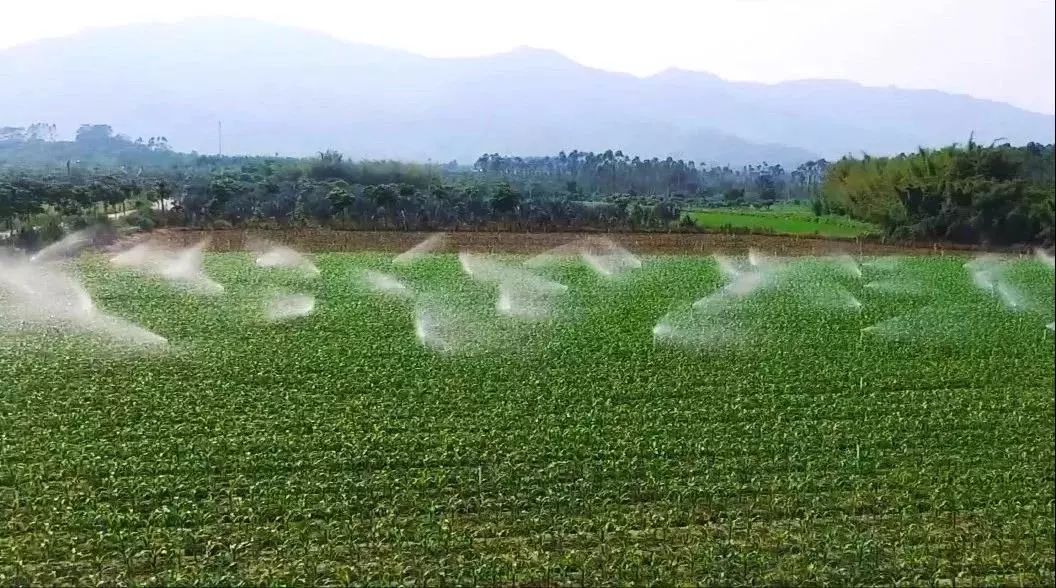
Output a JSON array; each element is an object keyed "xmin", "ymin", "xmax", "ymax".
[{"xmin": 1, "ymin": 18, "xmax": 1052, "ymax": 165}]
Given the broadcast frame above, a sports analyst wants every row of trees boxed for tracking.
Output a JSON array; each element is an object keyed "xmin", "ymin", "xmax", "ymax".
[
  {"xmin": 183, "ymin": 175, "xmax": 682, "ymax": 232},
  {"xmin": 472, "ymin": 151, "xmax": 829, "ymax": 203},
  {"xmin": 3, "ymin": 123, "xmax": 1053, "ymax": 244},
  {"xmin": 822, "ymin": 140, "xmax": 1054, "ymax": 245},
  {"xmin": 2, "ymin": 124, "xmax": 825, "ymax": 206},
  {"xmin": 0, "ymin": 123, "xmax": 183, "ymax": 169},
  {"xmin": 0, "ymin": 174, "xmax": 141, "ymax": 221},
  {"xmin": 0, "ymin": 155, "xmax": 686, "ymax": 238},
  {"xmin": 2, "ymin": 125, "xmax": 825, "ymax": 205}
]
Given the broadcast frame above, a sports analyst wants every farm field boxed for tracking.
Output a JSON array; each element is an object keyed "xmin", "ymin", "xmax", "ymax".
[
  {"xmin": 687, "ymin": 204, "xmax": 880, "ymax": 239},
  {"xmin": 1, "ymin": 248, "xmax": 1054, "ymax": 585}
]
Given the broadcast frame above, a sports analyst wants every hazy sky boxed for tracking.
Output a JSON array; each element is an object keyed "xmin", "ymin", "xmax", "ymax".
[{"xmin": 2, "ymin": 0, "xmax": 1054, "ymax": 114}]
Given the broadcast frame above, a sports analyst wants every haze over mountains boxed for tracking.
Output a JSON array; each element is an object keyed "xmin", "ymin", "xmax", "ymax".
[{"xmin": 1, "ymin": 18, "xmax": 1053, "ymax": 166}]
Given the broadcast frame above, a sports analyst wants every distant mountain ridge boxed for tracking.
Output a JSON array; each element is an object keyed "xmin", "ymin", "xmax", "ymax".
[{"xmin": 1, "ymin": 18, "xmax": 1052, "ymax": 166}]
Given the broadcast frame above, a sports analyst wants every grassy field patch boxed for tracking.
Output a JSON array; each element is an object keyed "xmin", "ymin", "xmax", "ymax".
[{"xmin": 688, "ymin": 204, "xmax": 880, "ymax": 238}]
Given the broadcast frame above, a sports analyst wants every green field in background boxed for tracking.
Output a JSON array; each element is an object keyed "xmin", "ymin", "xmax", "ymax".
[{"xmin": 688, "ymin": 205, "xmax": 880, "ymax": 238}]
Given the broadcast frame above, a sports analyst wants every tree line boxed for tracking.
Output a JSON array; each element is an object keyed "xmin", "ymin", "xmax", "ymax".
[
  {"xmin": 822, "ymin": 140, "xmax": 1054, "ymax": 245},
  {"xmin": 2, "ymin": 123, "xmax": 1053, "ymax": 246},
  {"xmin": 472, "ymin": 151, "xmax": 829, "ymax": 204},
  {"xmin": 2, "ymin": 124, "xmax": 829, "ymax": 203},
  {"xmin": 0, "ymin": 131, "xmax": 691, "ymax": 249}
]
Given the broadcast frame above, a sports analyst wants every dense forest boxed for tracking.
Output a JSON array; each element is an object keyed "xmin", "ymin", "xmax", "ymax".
[
  {"xmin": 822, "ymin": 140, "xmax": 1054, "ymax": 245},
  {"xmin": 1, "ymin": 123, "xmax": 1053, "ymax": 247},
  {"xmin": 471, "ymin": 152, "xmax": 828, "ymax": 203}
]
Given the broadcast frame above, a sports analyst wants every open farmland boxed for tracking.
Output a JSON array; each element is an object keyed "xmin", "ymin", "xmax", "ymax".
[
  {"xmin": 1, "ymin": 247, "xmax": 1054, "ymax": 585},
  {"xmin": 687, "ymin": 205, "xmax": 880, "ymax": 239}
]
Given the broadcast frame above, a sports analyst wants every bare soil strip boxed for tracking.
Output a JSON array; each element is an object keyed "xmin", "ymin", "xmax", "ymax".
[{"xmin": 135, "ymin": 228, "xmax": 991, "ymax": 256}]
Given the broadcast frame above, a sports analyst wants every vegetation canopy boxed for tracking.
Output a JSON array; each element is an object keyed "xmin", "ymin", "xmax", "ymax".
[
  {"xmin": 1, "ymin": 125, "xmax": 1053, "ymax": 247},
  {"xmin": 822, "ymin": 140, "xmax": 1054, "ymax": 245}
]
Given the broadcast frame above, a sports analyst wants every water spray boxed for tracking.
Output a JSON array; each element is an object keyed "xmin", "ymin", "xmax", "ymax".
[
  {"xmin": 393, "ymin": 233, "xmax": 446, "ymax": 265},
  {"xmin": 411, "ymin": 302, "xmax": 498, "ymax": 353},
  {"xmin": 829, "ymin": 253, "xmax": 863, "ymax": 279},
  {"xmin": 524, "ymin": 242, "xmax": 581, "ymax": 268},
  {"xmin": 111, "ymin": 239, "xmax": 224, "ymax": 295},
  {"xmin": 524, "ymin": 237, "xmax": 641, "ymax": 278},
  {"xmin": 652, "ymin": 308, "xmax": 745, "ymax": 349},
  {"xmin": 264, "ymin": 293, "xmax": 316, "ymax": 322},
  {"xmin": 250, "ymin": 239, "xmax": 320, "ymax": 276},
  {"xmin": 459, "ymin": 252, "xmax": 568, "ymax": 320},
  {"xmin": 414, "ymin": 306, "xmax": 452, "ymax": 353},
  {"xmin": 712, "ymin": 254, "xmax": 743, "ymax": 281},
  {"xmin": 747, "ymin": 248, "xmax": 774, "ymax": 269},
  {"xmin": 694, "ymin": 252, "xmax": 777, "ymax": 307},
  {"xmin": 1035, "ymin": 248, "xmax": 1055, "ymax": 271},
  {"xmin": 29, "ymin": 228, "xmax": 97, "ymax": 264},
  {"xmin": 1, "ymin": 250, "xmax": 166, "ymax": 347},
  {"xmin": 362, "ymin": 270, "xmax": 414, "ymax": 300},
  {"xmin": 994, "ymin": 281, "xmax": 1027, "ymax": 312},
  {"xmin": 965, "ymin": 254, "xmax": 1002, "ymax": 294},
  {"xmin": 861, "ymin": 256, "xmax": 908, "ymax": 275},
  {"xmin": 964, "ymin": 254, "xmax": 1034, "ymax": 312}
]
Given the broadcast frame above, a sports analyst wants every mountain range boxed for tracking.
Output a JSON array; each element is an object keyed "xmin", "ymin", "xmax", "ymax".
[{"xmin": 1, "ymin": 18, "xmax": 1053, "ymax": 166}]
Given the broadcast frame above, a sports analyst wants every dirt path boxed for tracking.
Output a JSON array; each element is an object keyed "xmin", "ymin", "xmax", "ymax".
[{"xmin": 138, "ymin": 228, "xmax": 991, "ymax": 256}]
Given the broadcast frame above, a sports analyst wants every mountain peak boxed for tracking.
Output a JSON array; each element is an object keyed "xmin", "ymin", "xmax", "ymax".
[
  {"xmin": 492, "ymin": 46, "xmax": 576, "ymax": 66},
  {"xmin": 652, "ymin": 67, "xmax": 722, "ymax": 79}
]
